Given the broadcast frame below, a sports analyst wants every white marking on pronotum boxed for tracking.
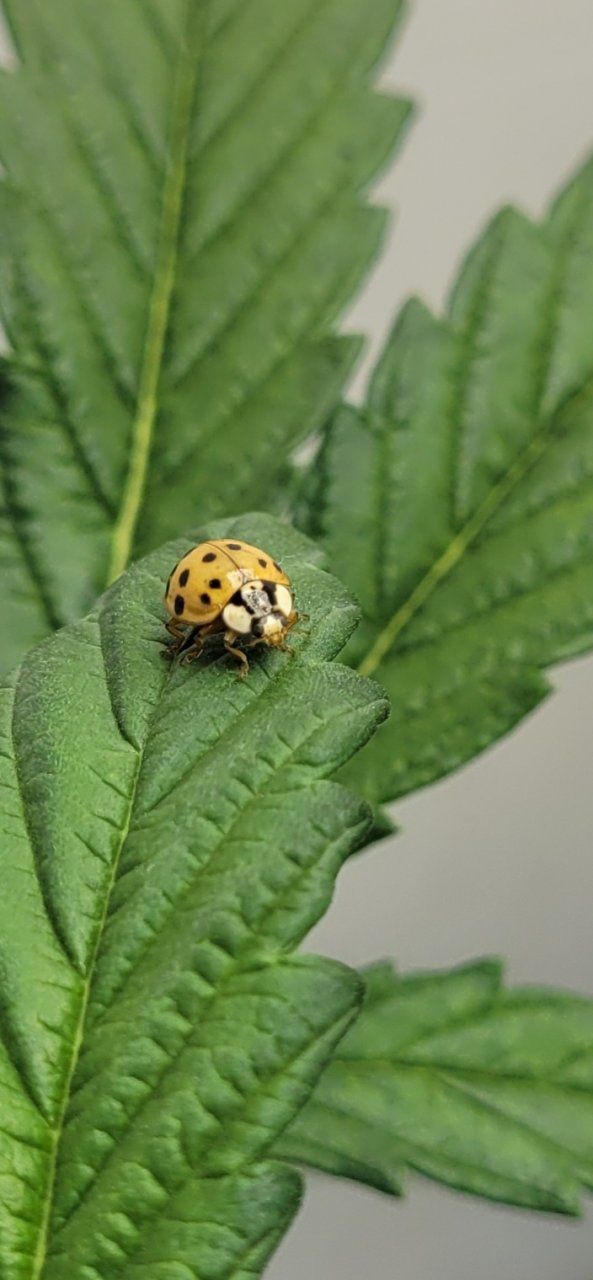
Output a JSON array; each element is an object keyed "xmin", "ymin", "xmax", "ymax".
[
  {"xmin": 227, "ymin": 569, "xmax": 245, "ymax": 591},
  {"xmin": 222, "ymin": 603, "xmax": 253, "ymax": 634},
  {"xmin": 275, "ymin": 585, "xmax": 293, "ymax": 618}
]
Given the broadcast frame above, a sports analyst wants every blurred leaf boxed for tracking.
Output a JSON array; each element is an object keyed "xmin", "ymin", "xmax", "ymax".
[
  {"xmin": 303, "ymin": 155, "xmax": 593, "ymax": 803},
  {"xmin": 277, "ymin": 958, "xmax": 593, "ymax": 1216},
  {"xmin": 0, "ymin": 513, "xmax": 388, "ymax": 1280},
  {"xmin": 0, "ymin": 0, "xmax": 412, "ymax": 673}
]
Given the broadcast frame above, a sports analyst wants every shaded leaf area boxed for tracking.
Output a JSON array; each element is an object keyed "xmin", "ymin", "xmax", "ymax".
[
  {"xmin": 0, "ymin": 0, "xmax": 411, "ymax": 674},
  {"xmin": 0, "ymin": 515, "xmax": 387, "ymax": 1279},
  {"xmin": 277, "ymin": 958, "xmax": 593, "ymax": 1216},
  {"xmin": 304, "ymin": 154, "xmax": 593, "ymax": 803}
]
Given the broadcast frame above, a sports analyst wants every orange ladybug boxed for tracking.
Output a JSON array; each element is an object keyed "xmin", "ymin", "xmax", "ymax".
[{"xmin": 163, "ymin": 538, "xmax": 299, "ymax": 676}]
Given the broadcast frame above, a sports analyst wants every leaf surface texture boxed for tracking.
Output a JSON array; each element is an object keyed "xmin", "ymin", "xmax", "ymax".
[
  {"xmin": 0, "ymin": 0, "xmax": 411, "ymax": 672},
  {"xmin": 308, "ymin": 157, "xmax": 593, "ymax": 801},
  {"xmin": 0, "ymin": 514, "xmax": 387, "ymax": 1279},
  {"xmin": 278, "ymin": 959, "xmax": 593, "ymax": 1215}
]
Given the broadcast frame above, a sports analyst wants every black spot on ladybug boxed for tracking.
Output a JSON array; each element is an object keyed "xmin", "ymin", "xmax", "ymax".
[
  {"xmin": 274, "ymin": 561, "xmax": 282, "ymax": 572},
  {"xmin": 226, "ymin": 542, "xmax": 242, "ymax": 550},
  {"xmin": 200, "ymin": 592, "xmax": 211, "ymax": 605},
  {"xmin": 209, "ymin": 578, "xmax": 221, "ymax": 589},
  {"xmin": 202, "ymin": 551, "xmax": 216, "ymax": 562},
  {"xmin": 258, "ymin": 558, "xmax": 267, "ymax": 568},
  {"xmin": 174, "ymin": 595, "xmax": 184, "ymax": 616},
  {"xmin": 263, "ymin": 583, "xmax": 277, "ymax": 606},
  {"xmin": 179, "ymin": 568, "xmax": 189, "ymax": 587}
]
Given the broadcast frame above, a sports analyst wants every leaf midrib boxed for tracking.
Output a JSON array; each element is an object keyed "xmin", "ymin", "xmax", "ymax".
[
  {"xmin": 58, "ymin": 978, "xmax": 355, "ymax": 1257},
  {"xmin": 31, "ymin": 737, "xmax": 146, "ymax": 1280},
  {"xmin": 358, "ymin": 421, "xmax": 552, "ymax": 677},
  {"xmin": 316, "ymin": 1060, "xmax": 593, "ymax": 1187},
  {"xmin": 32, "ymin": 628, "xmax": 361, "ymax": 1268},
  {"xmin": 358, "ymin": 189, "xmax": 593, "ymax": 681},
  {"xmin": 106, "ymin": 5, "xmax": 202, "ymax": 585},
  {"xmin": 31, "ymin": 630, "xmax": 262, "ymax": 1274},
  {"xmin": 302, "ymin": 1092, "xmax": 577, "ymax": 1202}
]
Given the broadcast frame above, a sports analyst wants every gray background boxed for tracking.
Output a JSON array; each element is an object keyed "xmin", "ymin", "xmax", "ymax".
[{"xmin": 270, "ymin": 1, "xmax": 593, "ymax": 1277}]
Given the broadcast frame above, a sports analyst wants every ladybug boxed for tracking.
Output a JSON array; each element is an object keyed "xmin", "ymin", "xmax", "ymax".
[{"xmin": 163, "ymin": 538, "xmax": 300, "ymax": 676}]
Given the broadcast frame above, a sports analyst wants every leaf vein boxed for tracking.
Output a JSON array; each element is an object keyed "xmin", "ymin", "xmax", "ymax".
[
  {"xmin": 172, "ymin": 24, "xmax": 384, "ymax": 384},
  {"xmin": 358, "ymin": 414, "xmax": 565, "ymax": 675},
  {"xmin": 55, "ymin": 985, "xmax": 349, "ymax": 1246},
  {"xmin": 8, "ymin": 295, "xmax": 117, "ymax": 524},
  {"xmin": 0, "ymin": 444, "xmax": 62, "ymax": 635}
]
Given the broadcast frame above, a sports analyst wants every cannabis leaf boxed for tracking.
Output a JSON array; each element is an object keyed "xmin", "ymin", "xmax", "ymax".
[
  {"xmin": 0, "ymin": 0, "xmax": 411, "ymax": 675},
  {"xmin": 0, "ymin": 514, "xmax": 388, "ymax": 1280},
  {"xmin": 306, "ymin": 154, "xmax": 593, "ymax": 803},
  {"xmin": 277, "ymin": 958, "xmax": 593, "ymax": 1216}
]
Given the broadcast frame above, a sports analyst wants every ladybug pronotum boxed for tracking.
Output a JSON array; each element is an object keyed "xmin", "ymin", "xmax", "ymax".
[{"xmin": 163, "ymin": 538, "xmax": 300, "ymax": 676}]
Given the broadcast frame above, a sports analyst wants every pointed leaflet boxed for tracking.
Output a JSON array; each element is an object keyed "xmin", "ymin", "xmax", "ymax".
[
  {"xmin": 277, "ymin": 958, "xmax": 593, "ymax": 1215},
  {"xmin": 0, "ymin": 515, "xmax": 388, "ymax": 1279},
  {"xmin": 308, "ymin": 154, "xmax": 593, "ymax": 803},
  {"xmin": 0, "ymin": 0, "xmax": 411, "ymax": 674}
]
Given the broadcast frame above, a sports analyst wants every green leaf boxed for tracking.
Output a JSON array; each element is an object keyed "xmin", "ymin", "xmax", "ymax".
[
  {"xmin": 276, "ymin": 958, "xmax": 593, "ymax": 1216},
  {"xmin": 306, "ymin": 154, "xmax": 593, "ymax": 803},
  {"xmin": 0, "ymin": 0, "xmax": 412, "ymax": 674},
  {"xmin": 0, "ymin": 514, "xmax": 388, "ymax": 1279}
]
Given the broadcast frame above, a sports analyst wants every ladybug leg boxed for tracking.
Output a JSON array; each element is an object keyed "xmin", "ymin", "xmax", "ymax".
[
  {"xmin": 179, "ymin": 633, "xmax": 205, "ymax": 665},
  {"xmin": 163, "ymin": 617, "xmax": 187, "ymax": 659},
  {"xmin": 248, "ymin": 635, "xmax": 296, "ymax": 658},
  {"xmin": 224, "ymin": 630, "xmax": 250, "ymax": 678}
]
